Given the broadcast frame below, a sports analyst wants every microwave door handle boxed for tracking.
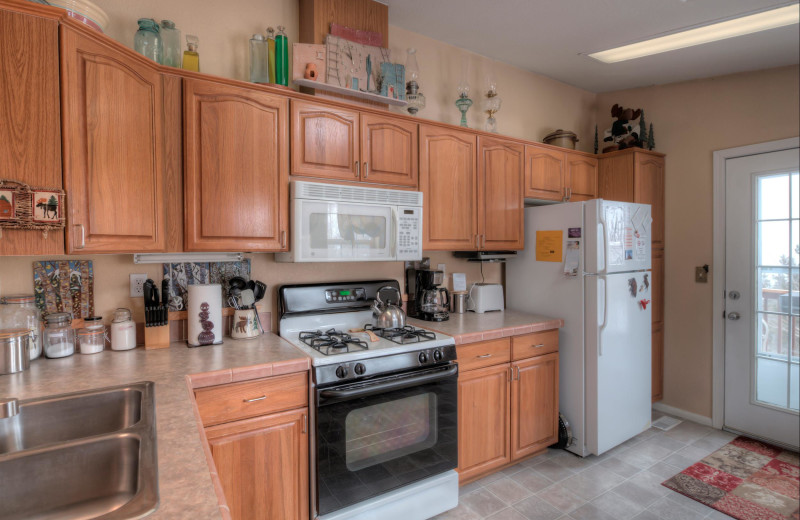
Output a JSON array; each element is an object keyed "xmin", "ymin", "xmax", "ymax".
[
  {"xmin": 391, "ymin": 207, "xmax": 398, "ymax": 259},
  {"xmin": 319, "ymin": 365, "xmax": 458, "ymax": 403}
]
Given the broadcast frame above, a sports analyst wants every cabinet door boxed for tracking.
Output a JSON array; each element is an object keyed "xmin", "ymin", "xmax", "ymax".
[
  {"xmin": 61, "ymin": 26, "xmax": 166, "ymax": 252},
  {"xmin": 206, "ymin": 408, "xmax": 309, "ymax": 520},
  {"xmin": 566, "ymin": 155, "xmax": 598, "ymax": 201},
  {"xmin": 419, "ymin": 125, "xmax": 478, "ymax": 250},
  {"xmin": 290, "ymin": 100, "xmax": 359, "ymax": 181},
  {"xmin": 0, "ymin": 9, "xmax": 63, "ymax": 255},
  {"xmin": 457, "ymin": 363, "xmax": 511, "ymax": 482},
  {"xmin": 478, "ymin": 137, "xmax": 524, "ymax": 250},
  {"xmin": 524, "ymin": 145, "xmax": 565, "ymax": 201},
  {"xmin": 651, "ymin": 249, "xmax": 664, "ymax": 325},
  {"xmin": 598, "ymin": 154, "xmax": 634, "ymax": 203},
  {"xmin": 184, "ymin": 79, "xmax": 288, "ymax": 251},
  {"xmin": 652, "ymin": 323, "xmax": 664, "ymax": 402},
  {"xmin": 360, "ymin": 113, "xmax": 417, "ymax": 187},
  {"xmin": 634, "ymin": 154, "xmax": 665, "ymax": 249},
  {"xmin": 511, "ymin": 353, "xmax": 559, "ymax": 460}
]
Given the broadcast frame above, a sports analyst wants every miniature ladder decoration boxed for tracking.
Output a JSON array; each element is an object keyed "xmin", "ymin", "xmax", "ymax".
[{"xmin": 0, "ymin": 179, "xmax": 66, "ymax": 239}]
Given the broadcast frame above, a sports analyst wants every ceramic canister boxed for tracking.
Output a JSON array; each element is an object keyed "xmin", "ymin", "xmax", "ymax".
[
  {"xmin": 187, "ymin": 284, "xmax": 223, "ymax": 347},
  {"xmin": 230, "ymin": 309, "xmax": 260, "ymax": 339}
]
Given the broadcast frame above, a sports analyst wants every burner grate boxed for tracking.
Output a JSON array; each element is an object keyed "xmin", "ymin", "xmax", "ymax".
[
  {"xmin": 299, "ymin": 328, "xmax": 369, "ymax": 355},
  {"xmin": 364, "ymin": 324, "xmax": 436, "ymax": 345}
]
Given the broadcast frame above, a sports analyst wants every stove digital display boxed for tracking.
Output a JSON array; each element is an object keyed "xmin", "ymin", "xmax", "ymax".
[
  {"xmin": 325, "ymin": 288, "xmax": 366, "ymax": 303},
  {"xmin": 339, "ymin": 290, "xmax": 351, "ymax": 296}
]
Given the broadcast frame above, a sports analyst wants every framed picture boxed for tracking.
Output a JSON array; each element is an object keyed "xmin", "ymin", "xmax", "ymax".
[
  {"xmin": 0, "ymin": 189, "xmax": 14, "ymax": 220},
  {"xmin": 32, "ymin": 190, "xmax": 62, "ymax": 223}
]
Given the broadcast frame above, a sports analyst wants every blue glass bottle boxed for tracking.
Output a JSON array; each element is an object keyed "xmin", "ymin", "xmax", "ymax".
[{"xmin": 134, "ymin": 18, "xmax": 163, "ymax": 64}]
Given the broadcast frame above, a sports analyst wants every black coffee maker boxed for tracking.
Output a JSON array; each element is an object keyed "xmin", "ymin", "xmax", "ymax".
[{"xmin": 407, "ymin": 268, "xmax": 450, "ymax": 321}]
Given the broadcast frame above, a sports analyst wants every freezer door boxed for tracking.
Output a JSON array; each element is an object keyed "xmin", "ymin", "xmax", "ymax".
[
  {"xmin": 585, "ymin": 272, "xmax": 652, "ymax": 455},
  {"xmin": 585, "ymin": 200, "xmax": 651, "ymax": 274}
]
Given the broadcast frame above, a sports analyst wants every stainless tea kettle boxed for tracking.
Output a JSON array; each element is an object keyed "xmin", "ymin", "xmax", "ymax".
[{"xmin": 371, "ymin": 286, "xmax": 406, "ymax": 329}]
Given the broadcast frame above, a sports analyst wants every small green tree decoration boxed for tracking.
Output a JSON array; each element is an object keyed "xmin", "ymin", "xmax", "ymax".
[
  {"xmin": 638, "ymin": 110, "xmax": 647, "ymax": 146},
  {"xmin": 647, "ymin": 123, "xmax": 655, "ymax": 150},
  {"xmin": 0, "ymin": 194, "xmax": 9, "ymax": 203},
  {"xmin": 593, "ymin": 125, "xmax": 599, "ymax": 154}
]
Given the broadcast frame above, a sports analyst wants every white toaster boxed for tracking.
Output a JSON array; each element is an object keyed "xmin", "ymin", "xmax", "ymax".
[{"xmin": 468, "ymin": 283, "xmax": 505, "ymax": 313}]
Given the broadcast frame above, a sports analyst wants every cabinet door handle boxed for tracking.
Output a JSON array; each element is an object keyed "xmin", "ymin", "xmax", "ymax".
[
  {"xmin": 531, "ymin": 343, "xmax": 545, "ymax": 349},
  {"xmin": 568, "ymin": 187, "xmax": 572, "ymax": 200},
  {"xmin": 481, "ymin": 235, "xmax": 485, "ymax": 249},
  {"xmin": 74, "ymin": 224, "xmax": 85, "ymax": 249},
  {"xmin": 242, "ymin": 395, "xmax": 267, "ymax": 403},
  {"xmin": 355, "ymin": 160, "xmax": 360, "ymax": 178},
  {"xmin": 280, "ymin": 230, "xmax": 286, "ymax": 248},
  {"xmin": 508, "ymin": 366, "xmax": 513, "ymax": 382},
  {"xmin": 364, "ymin": 162, "xmax": 369, "ymax": 178},
  {"xmin": 515, "ymin": 366, "xmax": 520, "ymax": 380},
  {"xmin": 303, "ymin": 414, "xmax": 308, "ymax": 434},
  {"xmin": 476, "ymin": 353, "xmax": 492, "ymax": 358},
  {"xmin": 475, "ymin": 234, "xmax": 479, "ymax": 249}
]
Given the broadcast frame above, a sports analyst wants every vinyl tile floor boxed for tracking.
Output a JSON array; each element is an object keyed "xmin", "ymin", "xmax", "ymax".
[{"xmin": 433, "ymin": 411, "xmax": 739, "ymax": 520}]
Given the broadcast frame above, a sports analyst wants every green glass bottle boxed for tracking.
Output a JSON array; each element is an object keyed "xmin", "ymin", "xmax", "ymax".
[
  {"xmin": 275, "ymin": 25, "xmax": 288, "ymax": 86},
  {"xmin": 266, "ymin": 27, "xmax": 276, "ymax": 84}
]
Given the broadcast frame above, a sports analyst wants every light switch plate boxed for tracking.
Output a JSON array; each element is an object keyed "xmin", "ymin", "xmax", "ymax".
[
  {"xmin": 695, "ymin": 266, "xmax": 708, "ymax": 283},
  {"xmin": 130, "ymin": 273, "xmax": 147, "ymax": 297}
]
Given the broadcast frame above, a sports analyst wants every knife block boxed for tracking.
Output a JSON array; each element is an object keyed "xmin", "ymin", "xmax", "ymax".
[{"xmin": 144, "ymin": 324, "xmax": 170, "ymax": 350}]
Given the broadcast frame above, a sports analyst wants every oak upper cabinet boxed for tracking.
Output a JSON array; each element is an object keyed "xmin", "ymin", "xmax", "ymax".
[
  {"xmin": 206, "ymin": 409, "xmax": 309, "ymax": 520},
  {"xmin": 478, "ymin": 137, "xmax": 524, "ymax": 250},
  {"xmin": 291, "ymin": 100, "xmax": 359, "ymax": 181},
  {"xmin": 0, "ymin": 8, "xmax": 62, "ymax": 256},
  {"xmin": 565, "ymin": 155, "xmax": 598, "ymax": 201},
  {"xmin": 524, "ymin": 145, "xmax": 565, "ymax": 202},
  {"xmin": 61, "ymin": 25, "xmax": 167, "ymax": 253},
  {"xmin": 184, "ymin": 78, "xmax": 288, "ymax": 251},
  {"xmin": 458, "ymin": 363, "xmax": 511, "ymax": 482},
  {"xmin": 633, "ymin": 153, "xmax": 665, "ymax": 250},
  {"xmin": 511, "ymin": 353, "xmax": 559, "ymax": 460},
  {"xmin": 360, "ymin": 113, "xmax": 418, "ymax": 186},
  {"xmin": 419, "ymin": 125, "xmax": 478, "ymax": 250}
]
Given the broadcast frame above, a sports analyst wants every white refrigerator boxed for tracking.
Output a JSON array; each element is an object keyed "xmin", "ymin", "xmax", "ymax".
[{"xmin": 507, "ymin": 199, "xmax": 652, "ymax": 457}]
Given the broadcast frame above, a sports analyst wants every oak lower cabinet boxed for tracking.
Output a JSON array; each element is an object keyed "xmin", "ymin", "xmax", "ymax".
[
  {"xmin": 524, "ymin": 144, "xmax": 597, "ymax": 203},
  {"xmin": 195, "ymin": 372, "xmax": 309, "ymax": 520},
  {"xmin": 60, "ymin": 25, "xmax": 168, "ymax": 253},
  {"xmin": 0, "ymin": 6, "xmax": 63, "ymax": 255},
  {"xmin": 290, "ymin": 100, "xmax": 418, "ymax": 187},
  {"xmin": 457, "ymin": 332, "xmax": 559, "ymax": 484},
  {"xmin": 183, "ymin": 78, "xmax": 288, "ymax": 251},
  {"xmin": 477, "ymin": 137, "xmax": 525, "ymax": 250}
]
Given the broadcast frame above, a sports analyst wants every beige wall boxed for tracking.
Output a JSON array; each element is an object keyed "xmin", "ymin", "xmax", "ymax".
[{"xmin": 596, "ymin": 65, "xmax": 800, "ymax": 419}]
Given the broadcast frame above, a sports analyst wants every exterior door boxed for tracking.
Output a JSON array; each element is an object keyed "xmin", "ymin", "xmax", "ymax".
[
  {"xmin": 478, "ymin": 137, "xmax": 524, "ymax": 250},
  {"xmin": 724, "ymin": 148, "xmax": 800, "ymax": 448}
]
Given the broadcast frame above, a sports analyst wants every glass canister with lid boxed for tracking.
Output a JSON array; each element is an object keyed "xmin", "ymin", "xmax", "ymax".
[
  {"xmin": 42, "ymin": 312, "xmax": 75, "ymax": 358},
  {"xmin": 77, "ymin": 316, "xmax": 106, "ymax": 354},
  {"xmin": 111, "ymin": 308, "xmax": 137, "ymax": 351},
  {"xmin": 0, "ymin": 295, "xmax": 42, "ymax": 360}
]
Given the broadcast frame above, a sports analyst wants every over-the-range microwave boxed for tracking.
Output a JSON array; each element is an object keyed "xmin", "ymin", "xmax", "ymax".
[{"xmin": 275, "ymin": 181, "xmax": 423, "ymax": 262}]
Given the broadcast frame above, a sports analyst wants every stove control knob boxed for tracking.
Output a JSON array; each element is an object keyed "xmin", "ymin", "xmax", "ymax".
[
  {"xmin": 418, "ymin": 351, "xmax": 428, "ymax": 364},
  {"xmin": 433, "ymin": 349, "xmax": 443, "ymax": 362},
  {"xmin": 354, "ymin": 363, "xmax": 366, "ymax": 375},
  {"xmin": 335, "ymin": 365, "xmax": 348, "ymax": 379}
]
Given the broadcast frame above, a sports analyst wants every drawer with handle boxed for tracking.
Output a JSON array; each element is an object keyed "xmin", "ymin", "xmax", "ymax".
[
  {"xmin": 511, "ymin": 329, "xmax": 559, "ymax": 361},
  {"xmin": 194, "ymin": 372, "xmax": 308, "ymax": 427},
  {"xmin": 457, "ymin": 338, "xmax": 511, "ymax": 372}
]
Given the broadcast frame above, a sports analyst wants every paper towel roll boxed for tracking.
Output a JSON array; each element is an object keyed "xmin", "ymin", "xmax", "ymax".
[{"xmin": 187, "ymin": 284, "xmax": 223, "ymax": 347}]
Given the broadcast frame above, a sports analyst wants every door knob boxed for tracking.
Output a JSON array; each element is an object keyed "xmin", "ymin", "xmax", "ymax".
[
  {"xmin": 727, "ymin": 312, "xmax": 741, "ymax": 321},
  {"xmin": 728, "ymin": 291, "xmax": 741, "ymax": 300}
]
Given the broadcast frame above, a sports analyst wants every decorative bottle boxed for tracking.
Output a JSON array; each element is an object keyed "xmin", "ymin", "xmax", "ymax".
[
  {"xmin": 275, "ymin": 25, "xmax": 288, "ymax": 86},
  {"xmin": 134, "ymin": 18, "xmax": 163, "ymax": 64},
  {"xmin": 160, "ymin": 20, "xmax": 182, "ymax": 67},
  {"xmin": 249, "ymin": 34, "xmax": 269, "ymax": 84},
  {"xmin": 182, "ymin": 34, "xmax": 200, "ymax": 72},
  {"xmin": 266, "ymin": 27, "xmax": 277, "ymax": 84}
]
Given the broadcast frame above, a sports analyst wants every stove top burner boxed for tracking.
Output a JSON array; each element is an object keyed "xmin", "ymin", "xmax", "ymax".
[
  {"xmin": 364, "ymin": 324, "xmax": 437, "ymax": 345},
  {"xmin": 299, "ymin": 329, "xmax": 369, "ymax": 356}
]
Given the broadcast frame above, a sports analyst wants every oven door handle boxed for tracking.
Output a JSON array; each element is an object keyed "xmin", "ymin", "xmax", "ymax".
[{"xmin": 319, "ymin": 365, "xmax": 458, "ymax": 403}]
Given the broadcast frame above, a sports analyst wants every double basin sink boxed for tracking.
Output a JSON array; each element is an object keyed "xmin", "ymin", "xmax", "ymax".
[{"xmin": 0, "ymin": 382, "xmax": 158, "ymax": 519}]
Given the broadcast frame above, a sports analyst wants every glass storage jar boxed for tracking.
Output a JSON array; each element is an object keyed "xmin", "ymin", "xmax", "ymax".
[
  {"xmin": 111, "ymin": 308, "xmax": 136, "ymax": 351},
  {"xmin": 0, "ymin": 295, "xmax": 42, "ymax": 360},
  {"xmin": 160, "ymin": 19, "xmax": 181, "ymax": 67},
  {"xmin": 42, "ymin": 312, "xmax": 75, "ymax": 358},
  {"xmin": 78, "ymin": 316, "xmax": 105, "ymax": 354},
  {"xmin": 134, "ymin": 18, "xmax": 163, "ymax": 64}
]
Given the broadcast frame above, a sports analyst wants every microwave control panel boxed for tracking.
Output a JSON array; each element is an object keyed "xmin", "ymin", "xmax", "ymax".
[{"xmin": 396, "ymin": 206, "xmax": 422, "ymax": 261}]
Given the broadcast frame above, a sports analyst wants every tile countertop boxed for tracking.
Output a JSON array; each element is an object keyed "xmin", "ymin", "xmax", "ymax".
[
  {"xmin": 408, "ymin": 309, "xmax": 563, "ymax": 345},
  {"xmin": 0, "ymin": 333, "xmax": 310, "ymax": 520}
]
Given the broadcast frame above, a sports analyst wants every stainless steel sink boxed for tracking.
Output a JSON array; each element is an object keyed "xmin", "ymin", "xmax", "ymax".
[{"xmin": 0, "ymin": 382, "xmax": 158, "ymax": 519}]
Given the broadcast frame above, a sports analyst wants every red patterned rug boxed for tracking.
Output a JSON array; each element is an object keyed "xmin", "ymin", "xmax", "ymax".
[{"xmin": 662, "ymin": 436, "xmax": 799, "ymax": 520}]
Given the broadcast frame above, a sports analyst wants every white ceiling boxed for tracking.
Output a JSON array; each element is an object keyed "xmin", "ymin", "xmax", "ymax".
[{"xmin": 386, "ymin": 0, "xmax": 800, "ymax": 92}]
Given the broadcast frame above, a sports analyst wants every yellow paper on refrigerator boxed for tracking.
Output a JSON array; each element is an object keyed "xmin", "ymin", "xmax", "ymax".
[{"xmin": 536, "ymin": 230, "xmax": 563, "ymax": 262}]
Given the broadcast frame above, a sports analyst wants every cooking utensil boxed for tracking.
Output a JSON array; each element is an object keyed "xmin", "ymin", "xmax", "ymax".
[
  {"xmin": 371, "ymin": 286, "xmax": 406, "ymax": 329},
  {"xmin": 240, "ymin": 289, "xmax": 255, "ymax": 309},
  {"xmin": 228, "ymin": 276, "xmax": 247, "ymax": 291},
  {"xmin": 253, "ymin": 281, "xmax": 267, "ymax": 302}
]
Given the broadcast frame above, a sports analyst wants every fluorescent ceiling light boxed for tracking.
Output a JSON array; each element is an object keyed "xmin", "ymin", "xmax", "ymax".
[
  {"xmin": 133, "ymin": 252, "xmax": 244, "ymax": 264},
  {"xmin": 589, "ymin": 4, "xmax": 800, "ymax": 63}
]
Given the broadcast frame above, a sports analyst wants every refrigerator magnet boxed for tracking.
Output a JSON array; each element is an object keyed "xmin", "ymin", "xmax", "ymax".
[
  {"xmin": 563, "ymin": 241, "xmax": 580, "ymax": 276},
  {"xmin": 568, "ymin": 227, "xmax": 581, "ymax": 238}
]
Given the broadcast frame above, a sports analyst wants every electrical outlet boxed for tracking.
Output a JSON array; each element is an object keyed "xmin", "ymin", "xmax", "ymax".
[{"xmin": 130, "ymin": 273, "xmax": 148, "ymax": 297}]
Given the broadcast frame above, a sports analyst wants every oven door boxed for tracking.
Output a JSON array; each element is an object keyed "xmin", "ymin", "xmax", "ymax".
[
  {"xmin": 315, "ymin": 364, "xmax": 458, "ymax": 516},
  {"xmin": 295, "ymin": 199, "xmax": 395, "ymax": 262}
]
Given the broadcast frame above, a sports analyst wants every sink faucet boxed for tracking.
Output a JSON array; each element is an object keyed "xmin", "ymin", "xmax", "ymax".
[{"xmin": 0, "ymin": 397, "xmax": 19, "ymax": 418}]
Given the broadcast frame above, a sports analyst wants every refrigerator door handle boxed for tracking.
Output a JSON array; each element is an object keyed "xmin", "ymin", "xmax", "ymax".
[
  {"xmin": 597, "ymin": 218, "xmax": 607, "ymax": 274},
  {"xmin": 598, "ymin": 277, "xmax": 608, "ymax": 356}
]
